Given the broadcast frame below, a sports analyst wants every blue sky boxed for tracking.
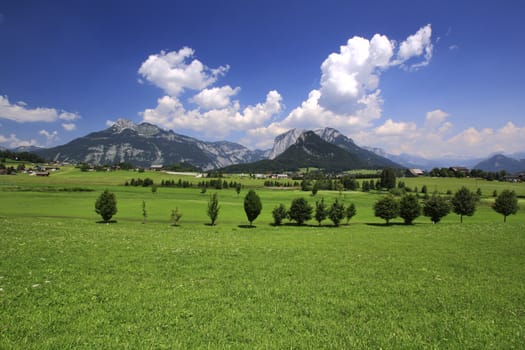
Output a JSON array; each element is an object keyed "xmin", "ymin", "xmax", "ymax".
[{"xmin": 1, "ymin": 0, "xmax": 524, "ymax": 158}]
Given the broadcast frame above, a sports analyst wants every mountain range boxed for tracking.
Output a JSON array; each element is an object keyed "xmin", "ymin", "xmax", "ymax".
[
  {"xmin": 34, "ymin": 119, "xmax": 266, "ymax": 170},
  {"xmin": 28, "ymin": 119, "xmax": 525, "ymax": 173}
]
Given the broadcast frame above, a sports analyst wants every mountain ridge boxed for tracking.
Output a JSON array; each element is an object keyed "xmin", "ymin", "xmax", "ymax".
[{"xmin": 34, "ymin": 119, "xmax": 266, "ymax": 170}]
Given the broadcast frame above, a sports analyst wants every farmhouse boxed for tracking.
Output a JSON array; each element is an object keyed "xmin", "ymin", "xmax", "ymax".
[
  {"xmin": 449, "ymin": 166, "xmax": 469, "ymax": 177},
  {"xmin": 405, "ymin": 168, "xmax": 424, "ymax": 177},
  {"xmin": 150, "ymin": 164, "xmax": 164, "ymax": 171}
]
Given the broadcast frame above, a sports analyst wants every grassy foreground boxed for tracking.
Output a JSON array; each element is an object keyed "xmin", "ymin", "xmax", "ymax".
[
  {"xmin": 1, "ymin": 217, "xmax": 524, "ymax": 348},
  {"xmin": 1, "ymin": 167, "xmax": 525, "ymax": 348}
]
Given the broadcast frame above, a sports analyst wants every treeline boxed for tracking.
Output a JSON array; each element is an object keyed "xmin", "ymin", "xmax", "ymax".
[
  {"xmin": 124, "ymin": 178, "xmax": 243, "ymax": 191},
  {"xmin": 0, "ymin": 150, "xmax": 45, "ymax": 163},
  {"xmin": 429, "ymin": 167, "xmax": 509, "ymax": 180}
]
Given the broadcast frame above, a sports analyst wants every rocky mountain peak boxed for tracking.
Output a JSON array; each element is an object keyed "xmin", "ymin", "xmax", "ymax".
[{"xmin": 111, "ymin": 118, "xmax": 138, "ymax": 133}]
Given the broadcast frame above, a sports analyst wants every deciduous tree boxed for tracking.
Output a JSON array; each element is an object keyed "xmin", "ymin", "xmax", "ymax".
[
  {"xmin": 314, "ymin": 198, "xmax": 327, "ymax": 226},
  {"xmin": 288, "ymin": 197, "xmax": 312, "ymax": 226},
  {"xmin": 328, "ymin": 199, "xmax": 345, "ymax": 226},
  {"xmin": 451, "ymin": 186, "xmax": 477, "ymax": 223},
  {"xmin": 95, "ymin": 190, "xmax": 117, "ymax": 223},
  {"xmin": 374, "ymin": 195, "xmax": 399, "ymax": 225},
  {"xmin": 244, "ymin": 190, "xmax": 262, "ymax": 226},
  {"xmin": 207, "ymin": 193, "xmax": 220, "ymax": 226},
  {"xmin": 399, "ymin": 194, "xmax": 421, "ymax": 225},
  {"xmin": 492, "ymin": 190, "xmax": 519, "ymax": 222},
  {"xmin": 345, "ymin": 203, "xmax": 356, "ymax": 224},
  {"xmin": 272, "ymin": 204, "xmax": 287, "ymax": 226},
  {"xmin": 423, "ymin": 193, "xmax": 450, "ymax": 224}
]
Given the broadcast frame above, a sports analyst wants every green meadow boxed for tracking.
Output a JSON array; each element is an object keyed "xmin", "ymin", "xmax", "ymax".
[{"xmin": 1, "ymin": 167, "xmax": 524, "ymax": 348}]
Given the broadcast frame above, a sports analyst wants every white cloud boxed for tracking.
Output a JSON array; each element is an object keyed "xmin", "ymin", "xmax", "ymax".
[
  {"xmin": 191, "ymin": 86, "xmax": 240, "ymax": 110},
  {"xmin": 142, "ymin": 90, "xmax": 283, "ymax": 139},
  {"xmin": 138, "ymin": 47, "xmax": 229, "ymax": 97},
  {"xmin": 356, "ymin": 111, "xmax": 525, "ymax": 159},
  {"xmin": 105, "ymin": 120, "xmax": 116, "ymax": 127},
  {"xmin": 58, "ymin": 111, "xmax": 81, "ymax": 121},
  {"xmin": 375, "ymin": 119, "xmax": 417, "ymax": 136},
  {"xmin": 0, "ymin": 133, "xmax": 38, "ymax": 149},
  {"xmin": 61, "ymin": 123, "xmax": 76, "ymax": 131},
  {"xmin": 39, "ymin": 129, "xmax": 59, "ymax": 146},
  {"xmin": 0, "ymin": 95, "xmax": 81, "ymax": 123},
  {"xmin": 243, "ymin": 25, "xmax": 433, "ymax": 148},
  {"xmin": 395, "ymin": 24, "xmax": 433, "ymax": 69}
]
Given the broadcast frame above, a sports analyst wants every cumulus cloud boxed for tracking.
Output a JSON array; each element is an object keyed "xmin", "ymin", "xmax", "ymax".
[
  {"xmin": 375, "ymin": 119, "xmax": 417, "ymax": 136},
  {"xmin": 0, "ymin": 95, "xmax": 81, "ymax": 123},
  {"xmin": 0, "ymin": 133, "xmax": 38, "ymax": 149},
  {"xmin": 39, "ymin": 129, "xmax": 59, "ymax": 146},
  {"xmin": 395, "ymin": 24, "xmax": 433, "ymax": 69},
  {"xmin": 138, "ymin": 47, "xmax": 229, "ymax": 96},
  {"xmin": 142, "ymin": 90, "xmax": 282, "ymax": 139},
  {"xmin": 61, "ymin": 123, "xmax": 76, "ymax": 131},
  {"xmin": 191, "ymin": 86, "xmax": 240, "ymax": 110},
  {"xmin": 244, "ymin": 25, "xmax": 433, "ymax": 147},
  {"xmin": 356, "ymin": 110, "xmax": 525, "ymax": 158}
]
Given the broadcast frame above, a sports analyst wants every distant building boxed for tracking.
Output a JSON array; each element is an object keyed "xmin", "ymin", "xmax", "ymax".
[
  {"xmin": 150, "ymin": 164, "xmax": 163, "ymax": 171},
  {"xmin": 406, "ymin": 168, "xmax": 424, "ymax": 177},
  {"xmin": 449, "ymin": 166, "xmax": 469, "ymax": 176}
]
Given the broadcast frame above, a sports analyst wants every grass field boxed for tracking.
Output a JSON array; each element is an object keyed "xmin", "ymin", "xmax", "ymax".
[{"xmin": 1, "ymin": 167, "xmax": 525, "ymax": 348}]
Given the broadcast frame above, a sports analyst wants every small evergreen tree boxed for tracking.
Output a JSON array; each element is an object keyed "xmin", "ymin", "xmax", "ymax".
[
  {"xmin": 380, "ymin": 168, "xmax": 396, "ymax": 190},
  {"xmin": 314, "ymin": 198, "xmax": 327, "ymax": 226},
  {"xmin": 142, "ymin": 200, "xmax": 147, "ymax": 224},
  {"xmin": 207, "ymin": 193, "xmax": 220, "ymax": 226},
  {"xmin": 328, "ymin": 199, "xmax": 345, "ymax": 226},
  {"xmin": 288, "ymin": 197, "xmax": 312, "ymax": 226},
  {"xmin": 345, "ymin": 203, "xmax": 356, "ymax": 224},
  {"xmin": 451, "ymin": 186, "xmax": 477, "ymax": 223},
  {"xmin": 244, "ymin": 190, "xmax": 262, "ymax": 226},
  {"xmin": 399, "ymin": 194, "xmax": 421, "ymax": 225},
  {"xmin": 423, "ymin": 193, "xmax": 450, "ymax": 224},
  {"xmin": 492, "ymin": 190, "xmax": 519, "ymax": 222},
  {"xmin": 95, "ymin": 190, "xmax": 117, "ymax": 223},
  {"xmin": 374, "ymin": 195, "xmax": 399, "ymax": 225},
  {"xmin": 235, "ymin": 183, "xmax": 242, "ymax": 196},
  {"xmin": 311, "ymin": 182, "xmax": 319, "ymax": 196},
  {"xmin": 272, "ymin": 204, "xmax": 287, "ymax": 226},
  {"xmin": 170, "ymin": 207, "xmax": 182, "ymax": 226}
]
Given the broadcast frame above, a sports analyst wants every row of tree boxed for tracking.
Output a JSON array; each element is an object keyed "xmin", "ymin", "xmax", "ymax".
[
  {"xmin": 373, "ymin": 187, "xmax": 520, "ymax": 224},
  {"xmin": 94, "ymin": 187, "xmax": 520, "ymax": 225}
]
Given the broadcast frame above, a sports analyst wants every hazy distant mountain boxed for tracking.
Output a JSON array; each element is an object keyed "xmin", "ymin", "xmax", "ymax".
[
  {"xmin": 363, "ymin": 146, "xmax": 484, "ymax": 170},
  {"xmin": 34, "ymin": 119, "xmax": 266, "ymax": 170},
  {"xmin": 222, "ymin": 129, "xmax": 401, "ymax": 172},
  {"xmin": 12, "ymin": 145, "xmax": 42, "ymax": 153},
  {"xmin": 473, "ymin": 154, "xmax": 525, "ymax": 173}
]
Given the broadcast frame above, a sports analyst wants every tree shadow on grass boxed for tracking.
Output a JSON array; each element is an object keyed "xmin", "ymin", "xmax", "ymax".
[
  {"xmin": 238, "ymin": 224, "xmax": 257, "ymax": 229},
  {"xmin": 96, "ymin": 220, "xmax": 118, "ymax": 224},
  {"xmin": 366, "ymin": 222, "xmax": 414, "ymax": 227}
]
